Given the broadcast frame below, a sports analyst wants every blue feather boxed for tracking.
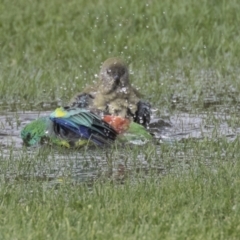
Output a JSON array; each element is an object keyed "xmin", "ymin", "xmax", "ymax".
[
  {"xmin": 21, "ymin": 107, "xmax": 118, "ymax": 147},
  {"xmin": 52, "ymin": 118, "xmax": 91, "ymax": 139},
  {"xmin": 50, "ymin": 107, "xmax": 117, "ymax": 146}
]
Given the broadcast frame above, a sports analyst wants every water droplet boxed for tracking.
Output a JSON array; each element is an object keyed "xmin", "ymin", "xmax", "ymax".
[{"xmin": 122, "ymin": 86, "xmax": 126, "ymax": 92}]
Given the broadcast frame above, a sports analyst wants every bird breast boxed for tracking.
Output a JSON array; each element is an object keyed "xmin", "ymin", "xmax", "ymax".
[{"xmin": 93, "ymin": 88, "xmax": 139, "ymax": 118}]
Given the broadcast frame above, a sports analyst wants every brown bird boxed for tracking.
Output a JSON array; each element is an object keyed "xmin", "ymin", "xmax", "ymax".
[{"xmin": 69, "ymin": 57, "xmax": 151, "ymax": 127}]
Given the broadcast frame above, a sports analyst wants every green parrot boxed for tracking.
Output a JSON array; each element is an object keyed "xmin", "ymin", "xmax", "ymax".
[
  {"xmin": 69, "ymin": 57, "xmax": 151, "ymax": 128},
  {"xmin": 21, "ymin": 106, "xmax": 118, "ymax": 148},
  {"xmin": 118, "ymin": 121, "xmax": 153, "ymax": 145},
  {"xmin": 21, "ymin": 107, "xmax": 153, "ymax": 148}
]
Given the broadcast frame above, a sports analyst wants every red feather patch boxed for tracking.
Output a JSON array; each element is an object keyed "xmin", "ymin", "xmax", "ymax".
[{"xmin": 103, "ymin": 115, "xmax": 130, "ymax": 134}]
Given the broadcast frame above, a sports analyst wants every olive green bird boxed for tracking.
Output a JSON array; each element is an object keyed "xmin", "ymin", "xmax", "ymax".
[
  {"xmin": 21, "ymin": 107, "xmax": 152, "ymax": 148},
  {"xmin": 69, "ymin": 57, "xmax": 151, "ymax": 128}
]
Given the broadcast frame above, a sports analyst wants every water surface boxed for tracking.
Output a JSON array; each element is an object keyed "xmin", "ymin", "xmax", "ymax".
[{"xmin": 0, "ymin": 108, "xmax": 238, "ymax": 184}]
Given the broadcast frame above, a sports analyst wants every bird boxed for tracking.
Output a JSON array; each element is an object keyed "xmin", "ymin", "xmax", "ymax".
[
  {"xmin": 69, "ymin": 57, "xmax": 151, "ymax": 127},
  {"xmin": 21, "ymin": 106, "xmax": 118, "ymax": 148},
  {"xmin": 21, "ymin": 107, "xmax": 152, "ymax": 148},
  {"xmin": 103, "ymin": 115, "xmax": 153, "ymax": 144},
  {"xmin": 102, "ymin": 115, "xmax": 130, "ymax": 134}
]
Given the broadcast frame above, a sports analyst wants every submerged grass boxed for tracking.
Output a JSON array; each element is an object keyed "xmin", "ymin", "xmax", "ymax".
[
  {"xmin": 0, "ymin": 138, "xmax": 240, "ymax": 239},
  {"xmin": 1, "ymin": 0, "xmax": 240, "ymax": 239},
  {"xmin": 1, "ymin": 139, "xmax": 240, "ymax": 239}
]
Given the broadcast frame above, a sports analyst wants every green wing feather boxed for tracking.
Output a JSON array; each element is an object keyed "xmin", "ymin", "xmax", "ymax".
[
  {"xmin": 117, "ymin": 122, "xmax": 153, "ymax": 144},
  {"xmin": 50, "ymin": 107, "xmax": 117, "ymax": 139}
]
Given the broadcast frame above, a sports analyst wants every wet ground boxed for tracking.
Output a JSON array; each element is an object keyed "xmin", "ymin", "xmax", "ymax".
[{"xmin": 0, "ymin": 108, "xmax": 239, "ymax": 184}]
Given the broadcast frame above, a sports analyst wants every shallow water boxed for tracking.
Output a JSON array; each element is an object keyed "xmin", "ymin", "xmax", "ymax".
[{"xmin": 0, "ymin": 109, "xmax": 238, "ymax": 184}]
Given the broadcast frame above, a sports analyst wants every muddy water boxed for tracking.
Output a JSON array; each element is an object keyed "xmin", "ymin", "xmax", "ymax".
[{"xmin": 0, "ymin": 109, "xmax": 238, "ymax": 184}]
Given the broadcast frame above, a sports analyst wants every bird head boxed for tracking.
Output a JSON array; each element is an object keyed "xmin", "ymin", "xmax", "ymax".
[
  {"xmin": 21, "ymin": 117, "xmax": 50, "ymax": 146},
  {"xmin": 99, "ymin": 57, "xmax": 129, "ymax": 94}
]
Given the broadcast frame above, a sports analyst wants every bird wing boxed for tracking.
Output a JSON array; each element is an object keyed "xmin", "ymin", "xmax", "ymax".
[
  {"xmin": 69, "ymin": 92, "xmax": 94, "ymax": 108},
  {"xmin": 117, "ymin": 122, "xmax": 153, "ymax": 145},
  {"xmin": 50, "ymin": 107, "xmax": 117, "ymax": 146}
]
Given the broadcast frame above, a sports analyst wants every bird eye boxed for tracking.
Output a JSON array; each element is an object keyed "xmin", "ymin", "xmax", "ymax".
[
  {"xmin": 26, "ymin": 133, "xmax": 32, "ymax": 141},
  {"xmin": 107, "ymin": 69, "xmax": 111, "ymax": 74}
]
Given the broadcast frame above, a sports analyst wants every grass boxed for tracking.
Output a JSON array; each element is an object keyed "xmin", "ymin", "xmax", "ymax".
[
  {"xmin": 1, "ymin": 138, "xmax": 240, "ymax": 239},
  {"xmin": 1, "ymin": 0, "xmax": 240, "ymax": 239},
  {"xmin": 1, "ymin": 0, "xmax": 240, "ymax": 111},
  {"xmin": 1, "ymin": 139, "xmax": 240, "ymax": 239}
]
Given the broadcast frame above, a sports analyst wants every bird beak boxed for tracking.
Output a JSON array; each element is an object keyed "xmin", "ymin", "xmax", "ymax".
[{"xmin": 113, "ymin": 75, "xmax": 120, "ymax": 85}]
